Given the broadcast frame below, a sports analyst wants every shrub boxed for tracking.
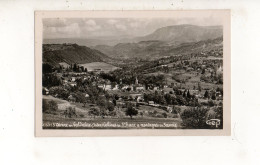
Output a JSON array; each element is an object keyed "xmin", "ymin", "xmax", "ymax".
[
  {"xmin": 162, "ymin": 112, "xmax": 168, "ymax": 118},
  {"xmin": 107, "ymin": 102, "xmax": 115, "ymax": 111},
  {"xmin": 63, "ymin": 107, "xmax": 77, "ymax": 118},
  {"xmin": 208, "ymin": 100, "xmax": 215, "ymax": 107},
  {"xmin": 125, "ymin": 103, "xmax": 138, "ymax": 119},
  {"xmin": 42, "ymin": 99, "xmax": 58, "ymax": 112},
  {"xmin": 79, "ymin": 114, "xmax": 84, "ymax": 118},
  {"xmin": 88, "ymin": 107, "xmax": 100, "ymax": 118},
  {"xmin": 180, "ymin": 107, "xmax": 209, "ymax": 129}
]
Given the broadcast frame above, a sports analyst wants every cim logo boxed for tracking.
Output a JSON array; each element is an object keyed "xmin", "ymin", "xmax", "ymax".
[{"xmin": 206, "ymin": 119, "xmax": 221, "ymax": 128}]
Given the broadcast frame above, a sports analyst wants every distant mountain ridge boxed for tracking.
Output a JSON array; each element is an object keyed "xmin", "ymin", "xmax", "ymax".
[
  {"xmin": 43, "ymin": 24, "xmax": 223, "ymax": 63},
  {"xmin": 43, "ymin": 44, "xmax": 110, "ymax": 66},
  {"xmin": 136, "ymin": 24, "xmax": 222, "ymax": 44},
  {"xmin": 94, "ymin": 36, "xmax": 223, "ymax": 60},
  {"xmin": 44, "ymin": 24, "xmax": 223, "ymax": 47}
]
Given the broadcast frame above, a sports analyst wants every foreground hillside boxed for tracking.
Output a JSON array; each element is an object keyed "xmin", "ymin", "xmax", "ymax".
[{"xmin": 43, "ymin": 43, "xmax": 111, "ymax": 66}]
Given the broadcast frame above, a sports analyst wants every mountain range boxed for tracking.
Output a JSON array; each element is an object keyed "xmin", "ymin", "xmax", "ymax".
[
  {"xmin": 43, "ymin": 24, "xmax": 223, "ymax": 65},
  {"xmin": 93, "ymin": 37, "xmax": 223, "ymax": 60},
  {"xmin": 136, "ymin": 24, "xmax": 222, "ymax": 44},
  {"xmin": 44, "ymin": 24, "xmax": 222, "ymax": 47}
]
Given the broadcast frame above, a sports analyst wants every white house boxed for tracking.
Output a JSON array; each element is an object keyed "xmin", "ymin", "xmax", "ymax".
[
  {"xmin": 148, "ymin": 101, "xmax": 155, "ymax": 106},
  {"xmin": 71, "ymin": 77, "xmax": 76, "ymax": 82},
  {"xmin": 104, "ymin": 84, "xmax": 112, "ymax": 91}
]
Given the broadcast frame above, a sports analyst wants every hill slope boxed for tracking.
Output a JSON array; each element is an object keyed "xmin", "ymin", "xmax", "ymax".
[
  {"xmin": 94, "ymin": 37, "xmax": 223, "ymax": 60},
  {"xmin": 43, "ymin": 44, "xmax": 111, "ymax": 66}
]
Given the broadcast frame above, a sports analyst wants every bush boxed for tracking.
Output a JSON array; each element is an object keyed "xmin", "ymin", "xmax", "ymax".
[
  {"xmin": 125, "ymin": 103, "xmax": 138, "ymax": 119},
  {"xmin": 63, "ymin": 107, "xmax": 77, "ymax": 118},
  {"xmin": 162, "ymin": 112, "xmax": 168, "ymax": 118},
  {"xmin": 79, "ymin": 114, "xmax": 84, "ymax": 118},
  {"xmin": 88, "ymin": 107, "xmax": 100, "ymax": 118},
  {"xmin": 107, "ymin": 102, "xmax": 115, "ymax": 111},
  {"xmin": 180, "ymin": 107, "xmax": 209, "ymax": 129},
  {"xmin": 42, "ymin": 99, "xmax": 58, "ymax": 112},
  {"xmin": 208, "ymin": 100, "xmax": 215, "ymax": 107},
  {"xmin": 172, "ymin": 114, "xmax": 179, "ymax": 118}
]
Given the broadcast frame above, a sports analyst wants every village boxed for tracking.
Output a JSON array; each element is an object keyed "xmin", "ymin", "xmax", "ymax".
[{"xmin": 42, "ymin": 48, "xmax": 223, "ymax": 129}]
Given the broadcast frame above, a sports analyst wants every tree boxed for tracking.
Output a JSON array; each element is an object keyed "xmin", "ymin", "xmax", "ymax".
[
  {"xmin": 42, "ymin": 63, "xmax": 53, "ymax": 74},
  {"xmin": 201, "ymin": 68, "xmax": 205, "ymax": 74},
  {"xmin": 107, "ymin": 102, "xmax": 115, "ymax": 111},
  {"xmin": 182, "ymin": 91, "xmax": 186, "ymax": 98},
  {"xmin": 88, "ymin": 107, "xmax": 100, "ymax": 118},
  {"xmin": 198, "ymin": 83, "xmax": 202, "ymax": 92},
  {"xmin": 125, "ymin": 103, "xmax": 138, "ymax": 119},
  {"xmin": 162, "ymin": 112, "xmax": 168, "ymax": 118},
  {"xmin": 187, "ymin": 90, "xmax": 191, "ymax": 99},
  {"xmin": 48, "ymin": 100, "xmax": 58, "ymax": 111},
  {"xmin": 180, "ymin": 107, "xmax": 209, "ymax": 129},
  {"xmin": 211, "ymin": 94, "xmax": 216, "ymax": 100},
  {"xmin": 42, "ymin": 74, "xmax": 62, "ymax": 87},
  {"xmin": 43, "ymin": 100, "xmax": 58, "ymax": 113},
  {"xmin": 140, "ymin": 112, "xmax": 144, "ymax": 118},
  {"xmin": 42, "ymin": 99, "xmax": 48, "ymax": 112},
  {"xmin": 204, "ymin": 90, "xmax": 209, "ymax": 99},
  {"xmin": 64, "ymin": 107, "xmax": 77, "ymax": 118}
]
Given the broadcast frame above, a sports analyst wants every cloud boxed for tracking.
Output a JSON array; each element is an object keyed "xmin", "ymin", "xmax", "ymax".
[
  {"xmin": 86, "ymin": 25, "xmax": 101, "ymax": 31},
  {"xmin": 115, "ymin": 24, "xmax": 127, "ymax": 31},
  {"xmin": 44, "ymin": 23, "xmax": 81, "ymax": 38},
  {"xmin": 129, "ymin": 22, "xmax": 140, "ymax": 28},
  {"xmin": 56, "ymin": 23, "xmax": 80, "ymax": 34},
  {"xmin": 107, "ymin": 19, "xmax": 118, "ymax": 25},
  {"xmin": 84, "ymin": 19, "xmax": 101, "ymax": 31},
  {"xmin": 85, "ymin": 19, "xmax": 96, "ymax": 26},
  {"xmin": 43, "ymin": 18, "xmax": 67, "ymax": 27}
]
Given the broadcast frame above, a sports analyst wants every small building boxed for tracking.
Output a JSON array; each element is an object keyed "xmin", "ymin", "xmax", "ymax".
[
  {"xmin": 68, "ymin": 95, "xmax": 76, "ymax": 102},
  {"xmin": 135, "ymin": 84, "xmax": 145, "ymax": 91},
  {"xmin": 42, "ymin": 88, "xmax": 49, "ymax": 95},
  {"xmin": 136, "ymin": 96, "xmax": 143, "ymax": 102},
  {"xmin": 167, "ymin": 106, "xmax": 173, "ymax": 113},
  {"xmin": 153, "ymin": 87, "xmax": 159, "ymax": 91},
  {"xmin": 104, "ymin": 84, "xmax": 112, "ymax": 91},
  {"xmin": 112, "ymin": 84, "xmax": 119, "ymax": 90},
  {"xmin": 148, "ymin": 101, "xmax": 155, "ymax": 106},
  {"xmin": 71, "ymin": 77, "xmax": 76, "ymax": 82},
  {"xmin": 98, "ymin": 84, "xmax": 105, "ymax": 89},
  {"xmin": 69, "ymin": 82, "xmax": 77, "ymax": 87}
]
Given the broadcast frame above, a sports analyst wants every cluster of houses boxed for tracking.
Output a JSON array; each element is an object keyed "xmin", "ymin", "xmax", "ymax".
[{"xmin": 43, "ymin": 48, "xmax": 223, "ymax": 115}]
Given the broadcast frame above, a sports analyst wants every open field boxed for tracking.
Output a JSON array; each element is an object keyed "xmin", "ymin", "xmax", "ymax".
[
  {"xmin": 43, "ymin": 95, "xmax": 182, "ymax": 129},
  {"xmin": 79, "ymin": 62, "xmax": 119, "ymax": 73}
]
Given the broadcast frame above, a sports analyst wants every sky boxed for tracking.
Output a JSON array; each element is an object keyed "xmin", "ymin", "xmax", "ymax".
[{"xmin": 43, "ymin": 17, "xmax": 223, "ymax": 39}]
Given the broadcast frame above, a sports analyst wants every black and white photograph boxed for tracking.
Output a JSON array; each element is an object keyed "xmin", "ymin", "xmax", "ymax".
[{"xmin": 35, "ymin": 10, "xmax": 230, "ymax": 135}]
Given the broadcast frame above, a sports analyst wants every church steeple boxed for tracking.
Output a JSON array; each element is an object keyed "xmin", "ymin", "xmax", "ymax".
[{"xmin": 135, "ymin": 77, "xmax": 138, "ymax": 85}]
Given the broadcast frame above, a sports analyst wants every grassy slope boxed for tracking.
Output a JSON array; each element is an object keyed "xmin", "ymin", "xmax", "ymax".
[{"xmin": 43, "ymin": 44, "xmax": 110, "ymax": 66}]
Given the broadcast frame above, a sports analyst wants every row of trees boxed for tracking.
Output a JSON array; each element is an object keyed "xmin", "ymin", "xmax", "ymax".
[
  {"xmin": 99, "ymin": 70, "xmax": 166, "ymax": 88},
  {"xmin": 144, "ymin": 90, "xmax": 200, "ymax": 106},
  {"xmin": 88, "ymin": 102, "xmax": 137, "ymax": 119},
  {"xmin": 42, "ymin": 74, "xmax": 62, "ymax": 87}
]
